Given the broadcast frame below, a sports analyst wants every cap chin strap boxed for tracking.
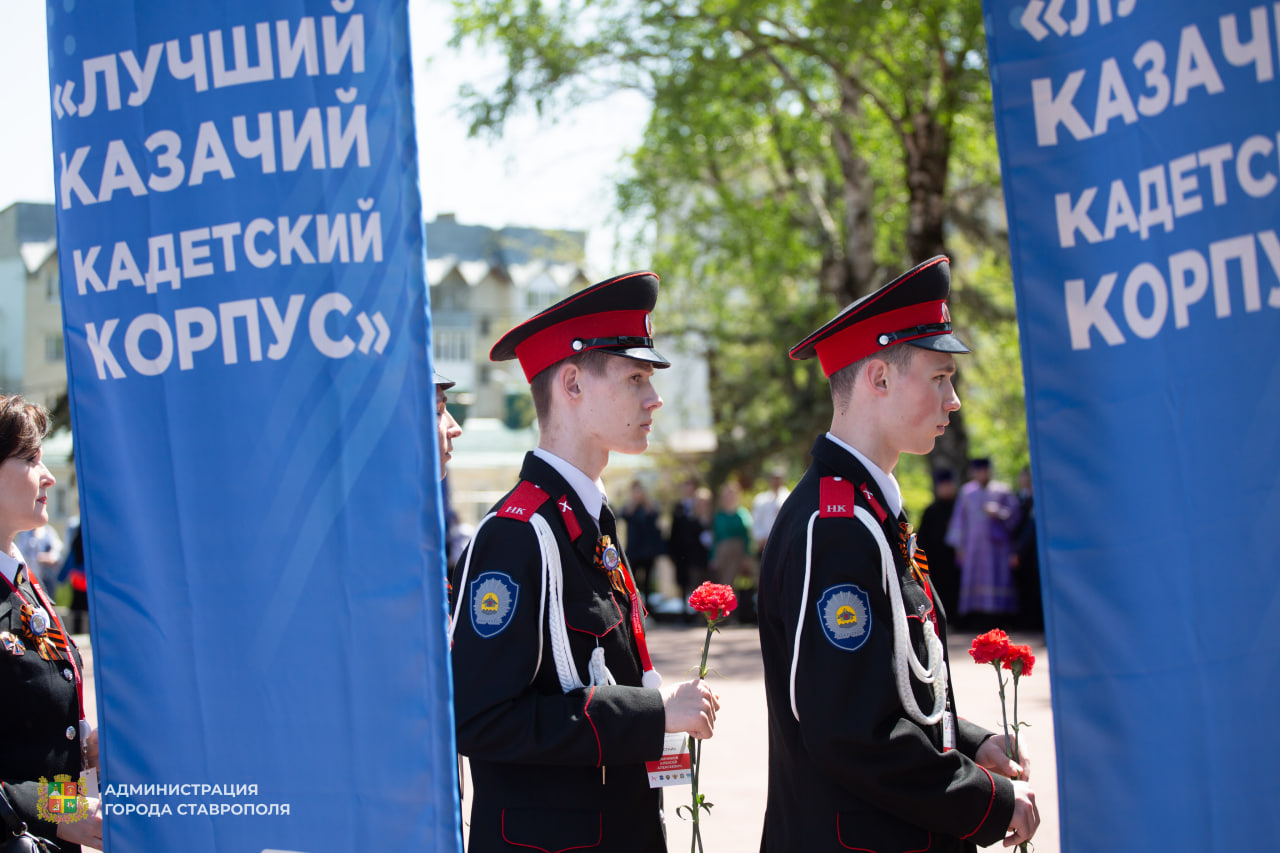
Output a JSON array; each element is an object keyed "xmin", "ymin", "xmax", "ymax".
[
  {"xmin": 572, "ymin": 334, "xmax": 654, "ymax": 352},
  {"xmin": 789, "ymin": 508, "xmax": 949, "ymax": 742},
  {"xmin": 875, "ymin": 322, "xmax": 953, "ymax": 347}
]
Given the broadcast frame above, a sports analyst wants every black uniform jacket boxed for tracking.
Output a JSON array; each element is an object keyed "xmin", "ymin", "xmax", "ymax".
[
  {"xmin": 0, "ymin": 578, "xmax": 85, "ymax": 853},
  {"xmin": 758, "ymin": 437, "xmax": 1014, "ymax": 853},
  {"xmin": 451, "ymin": 453, "xmax": 667, "ymax": 853}
]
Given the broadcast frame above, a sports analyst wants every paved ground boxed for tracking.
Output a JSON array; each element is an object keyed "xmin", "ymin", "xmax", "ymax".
[{"xmin": 79, "ymin": 621, "xmax": 1057, "ymax": 852}]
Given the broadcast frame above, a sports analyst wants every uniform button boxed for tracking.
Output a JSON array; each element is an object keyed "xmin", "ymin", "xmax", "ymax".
[
  {"xmin": 62, "ymin": 668, "xmax": 73, "ymax": 682},
  {"xmin": 66, "ymin": 726, "xmax": 77, "ymax": 740}
]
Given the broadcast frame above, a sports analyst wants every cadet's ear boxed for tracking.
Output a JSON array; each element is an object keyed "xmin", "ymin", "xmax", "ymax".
[
  {"xmin": 558, "ymin": 362, "xmax": 584, "ymax": 401},
  {"xmin": 865, "ymin": 358, "xmax": 891, "ymax": 395}
]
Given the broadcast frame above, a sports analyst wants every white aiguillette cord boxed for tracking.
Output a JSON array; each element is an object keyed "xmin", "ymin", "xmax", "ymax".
[
  {"xmin": 450, "ymin": 513, "xmax": 614, "ymax": 693},
  {"xmin": 789, "ymin": 508, "xmax": 950, "ymax": 745}
]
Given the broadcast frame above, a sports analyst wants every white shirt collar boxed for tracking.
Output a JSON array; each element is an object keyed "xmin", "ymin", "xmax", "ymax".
[
  {"xmin": 825, "ymin": 432, "xmax": 903, "ymax": 519},
  {"xmin": 0, "ymin": 548, "xmax": 22, "ymax": 585},
  {"xmin": 533, "ymin": 448, "xmax": 608, "ymax": 523}
]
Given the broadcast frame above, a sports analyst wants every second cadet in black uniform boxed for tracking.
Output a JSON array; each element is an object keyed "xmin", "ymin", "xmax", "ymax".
[
  {"xmin": 757, "ymin": 257, "xmax": 1040, "ymax": 852},
  {"xmin": 449, "ymin": 272, "xmax": 719, "ymax": 853}
]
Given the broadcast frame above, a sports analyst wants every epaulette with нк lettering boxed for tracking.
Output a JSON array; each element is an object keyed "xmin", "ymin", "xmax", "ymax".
[
  {"xmin": 819, "ymin": 476, "xmax": 888, "ymax": 523},
  {"xmin": 497, "ymin": 481, "xmax": 549, "ymax": 521}
]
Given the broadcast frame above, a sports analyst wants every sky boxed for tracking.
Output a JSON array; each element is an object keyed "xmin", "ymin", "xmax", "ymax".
[{"xmin": 0, "ymin": 0, "xmax": 652, "ymax": 273}]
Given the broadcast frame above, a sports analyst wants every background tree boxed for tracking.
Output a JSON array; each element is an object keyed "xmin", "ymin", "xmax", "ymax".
[{"xmin": 447, "ymin": 0, "xmax": 1026, "ymax": 502}]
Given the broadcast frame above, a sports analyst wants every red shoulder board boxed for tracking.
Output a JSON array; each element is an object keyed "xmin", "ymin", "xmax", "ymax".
[
  {"xmin": 555, "ymin": 494, "xmax": 583, "ymax": 541},
  {"xmin": 819, "ymin": 477, "xmax": 857, "ymax": 518},
  {"xmin": 858, "ymin": 482, "xmax": 888, "ymax": 523},
  {"xmin": 497, "ymin": 481, "xmax": 549, "ymax": 521}
]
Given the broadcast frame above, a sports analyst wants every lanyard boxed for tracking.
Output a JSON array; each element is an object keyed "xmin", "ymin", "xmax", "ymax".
[
  {"xmin": 2, "ymin": 568, "xmax": 86, "ymax": 722},
  {"xmin": 616, "ymin": 558, "xmax": 658, "ymax": 683}
]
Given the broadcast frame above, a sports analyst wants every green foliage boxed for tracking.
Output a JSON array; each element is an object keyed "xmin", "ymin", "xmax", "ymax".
[{"xmin": 446, "ymin": 0, "xmax": 1028, "ymax": 486}]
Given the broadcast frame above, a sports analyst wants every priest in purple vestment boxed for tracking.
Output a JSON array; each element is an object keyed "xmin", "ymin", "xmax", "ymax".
[{"xmin": 945, "ymin": 458, "xmax": 1020, "ymax": 623}]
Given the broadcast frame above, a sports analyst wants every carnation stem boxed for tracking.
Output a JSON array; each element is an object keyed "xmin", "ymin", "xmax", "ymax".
[
  {"xmin": 689, "ymin": 620, "xmax": 715, "ymax": 853},
  {"xmin": 1012, "ymin": 671, "xmax": 1022, "ymax": 772},
  {"xmin": 993, "ymin": 662, "xmax": 1011, "ymax": 759},
  {"xmin": 698, "ymin": 622, "xmax": 714, "ymax": 678}
]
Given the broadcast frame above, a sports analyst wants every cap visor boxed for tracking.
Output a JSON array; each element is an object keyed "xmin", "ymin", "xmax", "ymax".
[
  {"xmin": 907, "ymin": 333, "xmax": 970, "ymax": 354},
  {"xmin": 612, "ymin": 347, "xmax": 671, "ymax": 368}
]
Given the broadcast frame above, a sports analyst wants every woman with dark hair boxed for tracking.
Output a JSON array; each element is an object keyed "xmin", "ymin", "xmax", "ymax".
[{"xmin": 0, "ymin": 395, "xmax": 102, "ymax": 850}]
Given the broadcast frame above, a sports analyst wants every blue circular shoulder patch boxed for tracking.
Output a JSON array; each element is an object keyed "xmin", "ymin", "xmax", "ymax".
[
  {"xmin": 815, "ymin": 583, "xmax": 872, "ymax": 651},
  {"xmin": 471, "ymin": 571, "xmax": 520, "ymax": 638}
]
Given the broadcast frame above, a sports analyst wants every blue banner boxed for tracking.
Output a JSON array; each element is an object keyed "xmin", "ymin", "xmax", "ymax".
[
  {"xmin": 983, "ymin": 1, "xmax": 1280, "ymax": 849},
  {"xmin": 47, "ymin": 1, "xmax": 461, "ymax": 849}
]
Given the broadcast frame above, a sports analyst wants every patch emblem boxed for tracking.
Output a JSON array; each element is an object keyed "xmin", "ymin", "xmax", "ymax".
[
  {"xmin": 816, "ymin": 584, "xmax": 872, "ymax": 651},
  {"xmin": 470, "ymin": 572, "xmax": 520, "ymax": 638}
]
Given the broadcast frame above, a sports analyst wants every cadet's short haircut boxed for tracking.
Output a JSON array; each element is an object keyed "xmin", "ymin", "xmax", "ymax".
[
  {"xmin": 828, "ymin": 343, "xmax": 917, "ymax": 405},
  {"xmin": 529, "ymin": 349, "xmax": 615, "ymax": 424}
]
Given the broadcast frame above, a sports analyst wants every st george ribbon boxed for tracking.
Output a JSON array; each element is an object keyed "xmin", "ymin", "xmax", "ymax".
[
  {"xmin": 983, "ymin": 1, "xmax": 1280, "ymax": 849},
  {"xmin": 47, "ymin": 1, "xmax": 462, "ymax": 849}
]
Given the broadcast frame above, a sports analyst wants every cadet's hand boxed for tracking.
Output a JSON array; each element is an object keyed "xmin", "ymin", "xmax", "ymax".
[
  {"xmin": 977, "ymin": 735, "xmax": 1030, "ymax": 781},
  {"xmin": 57, "ymin": 796, "xmax": 103, "ymax": 849},
  {"xmin": 662, "ymin": 678, "xmax": 719, "ymax": 739},
  {"xmin": 1004, "ymin": 780, "xmax": 1039, "ymax": 848}
]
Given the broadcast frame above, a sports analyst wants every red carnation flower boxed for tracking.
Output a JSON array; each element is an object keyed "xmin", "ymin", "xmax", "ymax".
[
  {"xmin": 688, "ymin": 582, "xmax": 738, "ymax": 624},
  {"xmin": 968, "ymin": 629, "xmax": 1011, "ymax": 665},
  {"xmin": 1003, "ymin": 644, "xmax": 1036, "ymax": 677}
]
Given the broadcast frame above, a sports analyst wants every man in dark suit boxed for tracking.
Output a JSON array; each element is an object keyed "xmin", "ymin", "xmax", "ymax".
[
  {"xmin": 757, "ymin": 257, "xmax": 1040, "ymax": 852},
  {"xmin": 449, "ymin": 272, "xmax": 719, "ymax": 853},
  {"xmin": 666, "ymin": 476, "xmax": 708, "ymax": 612}
]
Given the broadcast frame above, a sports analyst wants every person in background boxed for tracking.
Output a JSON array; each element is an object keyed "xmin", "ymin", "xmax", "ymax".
[
  {"xmin": 15, "ymin": 522, "xmax": 63, "ymax": 595},
  {"xmin": 666, "ymin": 476, "xmax": 707, "ymax": 610},
  {"xmin": 57, "ymin": 518, "xmax": 89, "ymax": 635},
  {"xmin": 917, "ymin": 468, "xmax": 960, "ymax": 624},
  {"xmin": 1009, "ymin": 467, "xmax": 1042, "ymax": 631},
  {"xmin": 946, "ymin": 458, "xmax": 1020, "ymax": 628},
  {"xmin": 620, "ymin": 480, "xmax": 665, "ymax": 603},
  {"xmin": 750, "ymin": 467, "xmax": 790, "ymax": 560},
  {"xmin": 710, "ymin": 481, "xmax": 753, "ymax": 588},
  {"xmin": 0, "ymin": 395, "xmax": 102, "ymax": 851}
]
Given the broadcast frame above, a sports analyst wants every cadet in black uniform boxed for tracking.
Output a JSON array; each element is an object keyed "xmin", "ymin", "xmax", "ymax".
[
  {"xmin": 449, "ymin": 272, "xmax": 719, "ymax": 853},
  {"xmin": 0, "ymin": 395, "xmax": 102, "ymax": 851},
  {"xmin": 757, "ymin": 257, "xmax": 1040, "ymax": 852}
]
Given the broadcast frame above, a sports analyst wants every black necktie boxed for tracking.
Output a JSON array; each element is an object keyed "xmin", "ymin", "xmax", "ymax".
[{"xmin": 599, "ymin": 500, "xmax": 619, "ymax": 542}]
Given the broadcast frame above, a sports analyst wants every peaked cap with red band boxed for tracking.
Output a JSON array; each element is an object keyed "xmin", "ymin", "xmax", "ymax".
[
  {"xmin": 789, "ymin": 255, "xmax": 970, "ymax": 377},
  {"xmin": 490, "ymin": 271, "xmax": 671, "ymax": 382}
]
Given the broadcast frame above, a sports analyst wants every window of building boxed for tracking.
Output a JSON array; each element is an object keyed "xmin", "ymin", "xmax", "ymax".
[
  {"xmin": 46, "ymin": 271, "xmax": 59, "ymax": 304},
  {"xmin": 433, "ymin": 328, "xmax": 473, "ymax": 362},
  {"xmin": 432, "ymin": 282, "xmax": 466, "ymax": 311},
  {"xmin": 45, "ymin": 334, "xmax": 63, "ymax": 362},
  {"xmin": 523, "ymin": 273, "xmax": 561, "ymax": 312}
]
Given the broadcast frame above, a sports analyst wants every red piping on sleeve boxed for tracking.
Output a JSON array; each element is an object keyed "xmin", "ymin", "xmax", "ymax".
[
  {"xmin": 961, "ymin": 765, "xmax": 999, "ymax": 840},
  {"xmin": 584, "ymin": 685, "xmax": 603, "ymax": 767}
]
